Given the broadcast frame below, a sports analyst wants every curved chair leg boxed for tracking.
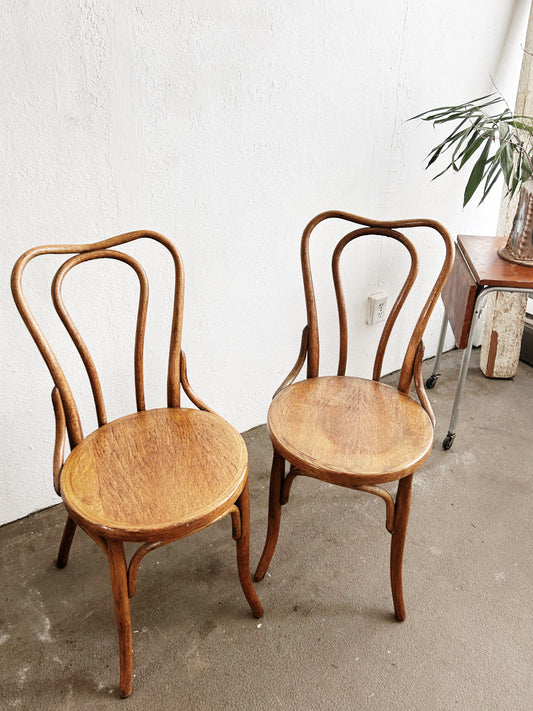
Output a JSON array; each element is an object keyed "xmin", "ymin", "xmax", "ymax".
[
  {"xmin": 390, "ymin": 474, "xmax": 413, "ymax": 621},
  {"xmin": 107, "ymin": 540, "xmax": 133, "ymax": 698},
  {"xmin": 56, "ymin": 515, "xmax": 77, "ymax": 568},
  {"xmin": 235, "ymin": 480, "xmax": 264, "ymax": 618},
  {"xmin": 255, "ymin": 449, "xmax": 285, "ymax": 581}
]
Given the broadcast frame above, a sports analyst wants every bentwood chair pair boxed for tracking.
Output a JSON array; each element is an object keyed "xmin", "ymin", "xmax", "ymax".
[{"xmin": 12, "ymin": 213, "xmax": 453, "ymax": 697}]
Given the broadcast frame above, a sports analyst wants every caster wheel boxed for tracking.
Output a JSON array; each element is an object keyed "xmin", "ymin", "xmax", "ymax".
[
  {"xmin": 442, "ymin": 434, "xmax": 454, "ymax": 451},
  {"xmin": 425, "ymin": 374, "xmax": 439, "ymax": 389}
]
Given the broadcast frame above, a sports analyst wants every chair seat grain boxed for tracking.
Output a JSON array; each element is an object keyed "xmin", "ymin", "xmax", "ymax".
[
  {"xmin": 268, "ymin": 377, "xmax": 433, "ymax": 485},
  {"xmin": 61, "ymin": 408, "xmax": 248, "ymax": 541}
]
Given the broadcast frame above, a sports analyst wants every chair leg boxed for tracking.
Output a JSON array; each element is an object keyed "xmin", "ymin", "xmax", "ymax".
[
  {"xmin": 106, "ymin": 540, "xmax": 133, "ymax": 698},
  {"xmin": 390, "ymin": 474, "xmax": 413, "ymax": 621},
  {"xmin": 56, "ymin": 515, "xmax": 77, "ymax": 569},
  {"xmin": 235, "ymin": 480, "xmax": 264, "ymax": 618},
  {"xmin": 255, "ymin": 449, "xmax": 285, "ymax": 581}
]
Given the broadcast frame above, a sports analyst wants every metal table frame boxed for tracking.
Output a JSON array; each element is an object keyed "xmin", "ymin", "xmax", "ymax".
[{"xmin": 427, "ymin": 284, "xmax": 533, "ymax": 450}]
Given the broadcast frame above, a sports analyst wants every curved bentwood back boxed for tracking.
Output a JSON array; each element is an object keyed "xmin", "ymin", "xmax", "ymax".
[
  {"xmin": 301, "ymin": 211, "xmax": 454, "ymax": 393},
  {"xmin": 11, "ymin": 231, "xmax": 185, "ymax": 452}
]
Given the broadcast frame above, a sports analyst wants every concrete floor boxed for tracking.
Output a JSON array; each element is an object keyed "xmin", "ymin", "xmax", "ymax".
[{"xmin": 1, "ymin": 348, "xmax": 532, "ymax": 710}]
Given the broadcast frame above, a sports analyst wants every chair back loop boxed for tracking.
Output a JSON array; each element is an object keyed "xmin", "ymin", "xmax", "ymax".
[
  {"xmin": 300, "ymin": 211, "xmax": 454, "ymax": 391},
  {"xmin": 11, "ymin": 231, "xmax": 185, "ymax": 449}
]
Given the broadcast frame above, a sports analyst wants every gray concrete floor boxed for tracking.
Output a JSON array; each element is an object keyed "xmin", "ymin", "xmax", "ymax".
[{"xmin": 1, "ymin": 348, "xmax": 532, "ymax": 710}]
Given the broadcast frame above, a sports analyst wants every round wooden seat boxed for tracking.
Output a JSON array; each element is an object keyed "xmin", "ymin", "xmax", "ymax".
[
  {"xmin": 268, "ymin": 376, "xmax": 434, "ymax": 485},
  {"xmin": 60, "ymin": 408, "xmax": 248, "ymax": 542}
]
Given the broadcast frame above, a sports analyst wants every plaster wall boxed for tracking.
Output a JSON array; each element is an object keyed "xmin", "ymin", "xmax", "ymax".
[{"xmin": 1, "ymin": 0, "xmax": 529, "ymax": 525}]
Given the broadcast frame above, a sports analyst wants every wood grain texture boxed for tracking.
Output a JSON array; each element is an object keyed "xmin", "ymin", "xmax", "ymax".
[
  {"xmin": 441, "ymin": 246, "xmax": 478, "ymax": 349},
  {"xmin": 390, "ymin": 475, "xmax": 412, "ymax": 621},
  {"xmin": 332, "ymin": 227, "xmax": 419, "ymax": 380},
  {"xmin": 458, "ymin": 234, "xmax": 533, "ymax": 288},
  {"xmin": 11, "ymin": 230, "xmax": 184, "ymax": 448},
  {"xmin": 452, "ymin": 235, "xmax": 533, "ymax": 377},
  {"xmin": 268, "ymin": 376, "xmax": 433, "ymax": 485},
  {"xmin": 299, "ymin": 211, "xmax": 454, "ymax": 392},
  {"xmin": 106, "ymin": 540, "xmax": 133, "ymax": 699},
  {"xmin": 233, "ymin": 481, "xmax": 264, "ymax": 618},
  {"xmin": 256, "ymin": 211, "xmax": 454, "ymax": 620},
  {"xmin": 11, "ymin": 232, "xmax": 262, "ymax": 697},
  {"xmin": 51, "ymin": 250, "xmax": 150, "ymax": 426},
  {"xmin": 255, "ymin": 450, "xmax": 285, "ymax": 582},
  {"xmin": 61, "ymin": 408, "xmax": 248, "ymax": 541}
]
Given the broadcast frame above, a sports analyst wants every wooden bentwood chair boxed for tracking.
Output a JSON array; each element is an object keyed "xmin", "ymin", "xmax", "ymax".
[
  {"xmin": 11, "ymin": 231, "xmax": 263, "ymax": 698},
  {"xmin": 255, "ymin": 211, "xmax": 454, "ymax": 620}
]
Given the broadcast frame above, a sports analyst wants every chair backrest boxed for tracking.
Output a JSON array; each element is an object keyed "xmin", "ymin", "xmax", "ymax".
[
  {"xmin": 300, "ymin": 211, "xmax": 454, "ymax": 394},
  {"xmin": 11, "ymin": 231, "xmax": 185, "ymax": 452}
]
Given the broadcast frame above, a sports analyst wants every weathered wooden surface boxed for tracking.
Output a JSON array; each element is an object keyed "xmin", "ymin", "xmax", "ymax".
[
  {"xmin": 480, "ymin": 0, "xmax": 533, "ymax": 377},
  {"xmin": 480, "ymin": 291, "xmax": 529, "ymax": 377},
  {"xmin": 255, "ymin": 211, "xmax": 454, "ymax": 623},
  {"xmin": 449, "ymin": 235, "xmax": 533, "ymax": 377},
  {"xmin": 11, "ymin": 232, "xmax": 263, "ymax": 698},
  {"xmin": 441, "ymin": 246, "xmax": 478, "ymax": 349}
]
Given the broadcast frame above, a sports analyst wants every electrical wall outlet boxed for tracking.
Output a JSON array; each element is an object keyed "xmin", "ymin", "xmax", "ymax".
[{"xmin": 366, "ymin": 291, "xmax": 388, "ymax": 325}]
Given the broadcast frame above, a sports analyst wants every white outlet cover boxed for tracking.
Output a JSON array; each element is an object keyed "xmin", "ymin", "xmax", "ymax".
[{"xmin": 367, "ymin": 291, "xmax": 388, "ymax": 325}]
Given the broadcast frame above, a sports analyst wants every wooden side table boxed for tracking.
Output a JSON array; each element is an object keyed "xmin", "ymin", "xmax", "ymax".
[{"xmin": 425, "ymin": 234, "xmax": 533, "ymax": 450}]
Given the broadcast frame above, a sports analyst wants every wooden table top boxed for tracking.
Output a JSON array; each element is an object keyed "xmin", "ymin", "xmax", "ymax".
[{"xmin": 458, "ymin": 234, "xmax": 533, "ymax": 288}]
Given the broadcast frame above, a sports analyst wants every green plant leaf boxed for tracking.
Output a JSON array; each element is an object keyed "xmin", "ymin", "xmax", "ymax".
[
  {"xmin": 463, "ymin": 138, "xmax": 492, "ymax": 206},
  {"xmin": 500, "ymin": 142, "xmax": 514, "ymax": 185},
  {"xmin": 455, "ymin": 125, "xmax": 485, "ymax": 169},
  {"xmin": 411, "ymin": 92, "xmax": 533, "ymax": 204},
  {"xmin": 522, "ymin": 154, "xmax": 533, "ymax": 180},
  {"xmin": 479, "ymin": 154, "xmax": 503, "ymax": 204},
  {"xmin": 409, "ymin": 93, "xmax": 501, "ymax": 122},
  {"xmin": 515, "ymin": 151, "xmax": 532, "ymax": 189},
  {"xmin": 479, "ymin": 169, "xmax": 502, "ymax": 205},
  {"xmin": 510, "ymin": 119, "xmax": 533, "ymax": 134},
  {"xmin": 425, "ymin": 125, "xmax": 471, "ymax": 169}
]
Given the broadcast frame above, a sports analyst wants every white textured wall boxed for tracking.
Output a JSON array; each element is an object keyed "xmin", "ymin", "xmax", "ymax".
[{"xmin": 1, "ymin": 0, "xmax": 529, "ymax": 525}]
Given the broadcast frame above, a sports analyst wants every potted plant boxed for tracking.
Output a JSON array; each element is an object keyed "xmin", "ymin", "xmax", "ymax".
[{"xmin": 412, "ymin": 93, "xmax": 533, "ymax": 264}]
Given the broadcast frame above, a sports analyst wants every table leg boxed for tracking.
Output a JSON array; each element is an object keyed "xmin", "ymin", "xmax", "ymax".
[
  {"xmin": 442, "ymin": 289, "xmax": 491, "ymax": 450},
  {"xmin": 442, "ymin": 286, "xmax": 532, "ymax": 450},
  {"xmin": 426, "ymin": 310, "xmax": 449, "ymax": 389}
]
